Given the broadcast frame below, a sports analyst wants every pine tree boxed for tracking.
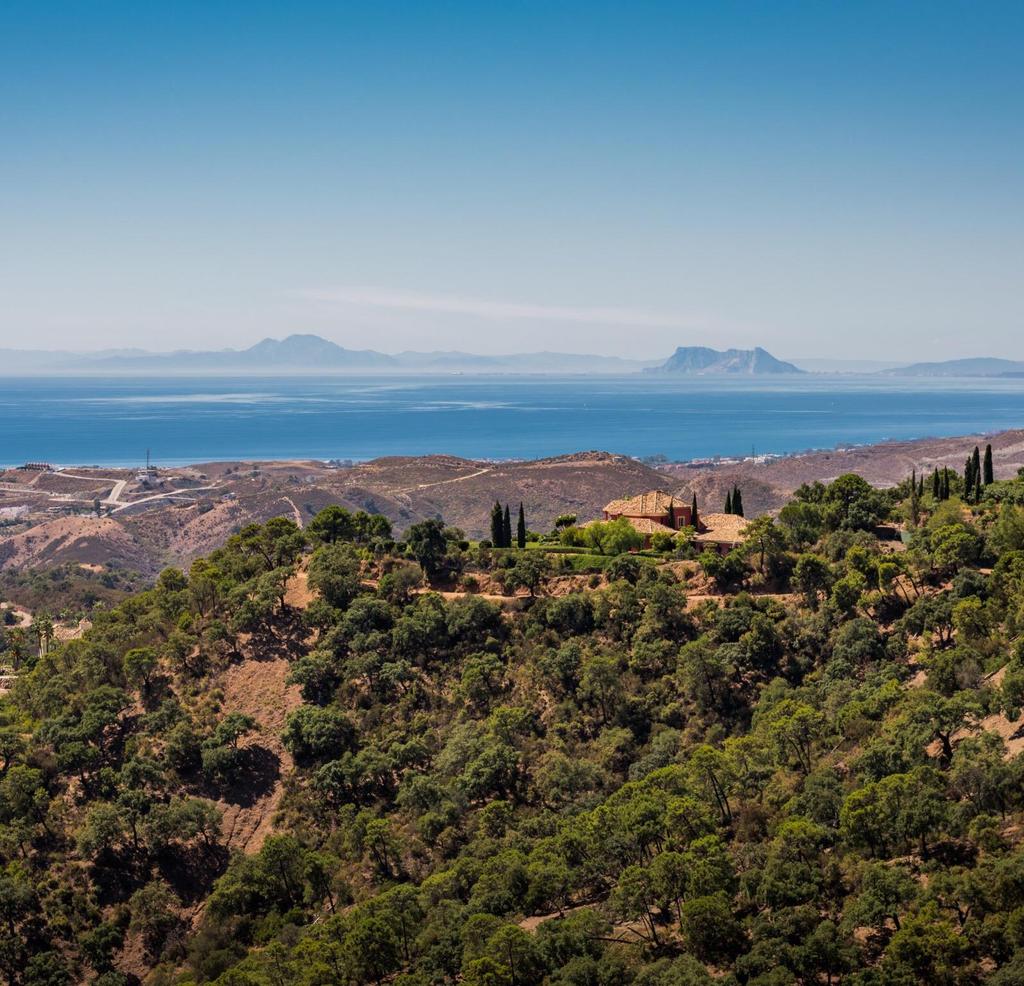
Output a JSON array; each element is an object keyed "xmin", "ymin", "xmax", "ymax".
[
  {"xmin": 490, "ymin": 501, "xmax": 504, "ymax": 547},
  {"xmin": 503, "ymin": 505, "xmax": 512, "ymax": 549},
  {"xmin": 733, "ymin": 487, "xmax": 744, "ymax": 517},
  {"xmin": 984, "ymin": 444, "xmax": 994, "ymax": 485},
  {"xmin": 724, "ymin": 490, "xmax": 733, "ymax": 514},
  {"xmin": 691, "ymin": 493, "xmax": 699, "ymax": 531},
  {"xmin": 517, "ymin": 502, "xmax": 527, "ymax": 549}
]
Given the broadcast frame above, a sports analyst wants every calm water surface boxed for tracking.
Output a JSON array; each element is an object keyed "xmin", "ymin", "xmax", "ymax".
[{"xmin": 3, "ymin": 375, "xmax": 1024, "ymax": 467}]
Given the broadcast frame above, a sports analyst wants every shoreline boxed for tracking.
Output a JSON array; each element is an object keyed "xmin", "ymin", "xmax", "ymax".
[{"xmin": 3, "ymin": 425, "xmax": 1018, "ymax": 475}]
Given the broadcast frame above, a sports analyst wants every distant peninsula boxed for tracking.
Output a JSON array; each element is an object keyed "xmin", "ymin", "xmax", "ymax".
[
  {"xmin": 646, "ymin": 346, "xmax": 804, "ymax": 375},
  {"xmin": 879, "ymin": 357, "xmax": 1024, "ymax": 378}
]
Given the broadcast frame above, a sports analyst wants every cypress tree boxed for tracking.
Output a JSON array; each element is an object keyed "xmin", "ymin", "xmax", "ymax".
[
  {"xmin": 733, "ymin": 487, "xmax": 744, "ymax": 517},
  {"xmin": 965, "ymin": 457, "xmax": 975, "ymax": 500},
  {"xmin": 984, "ymin": 444, "xmax": 994, "ymax": 485},
  {"xmin": 918, "ymin": 473, "xmax": 924, "ymax": 498},
  {"xmin": 942, "ymin": 467, "xmax": 950, "ymax": 501},
  {"xmin": 932, "ymin": 468, "xmax": 940, "ymax": 499},
  {"xmin": 490, "ymin": 501, "xmax": 504, "ymax": 547},
  {"xmin": 503, "ymin": 505, "xmax": 512, "ymax": 549},
  {"xmin": 691, "ymin": 492, "xmax": 699, "ymax": 531},
  {"xmin": 972, "ymin": 446, "xmax": 981, "ymax": 492},
  {"xmin": 517, "ymin": 502, "xmax": 527, "ymax": 549},
  {"xmin": 724, "ymin": 490, "xmax": 733, "ymax": 514}
]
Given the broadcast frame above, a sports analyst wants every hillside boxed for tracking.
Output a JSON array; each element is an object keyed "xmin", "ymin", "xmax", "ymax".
[
  {"xmin": 0, "ymin": 453, "xmax": 676, "ymax": 579},
  {"xmin": 5, "ymin": 467, "xmax": 1024, "ymax": 983},
  {"xmin": 7, "ymin": 433, "xmax": 1024, "ymax": 586},
  {"xmin": 647, "ymin": 346, "xmax": 804, "ymax": 375}
]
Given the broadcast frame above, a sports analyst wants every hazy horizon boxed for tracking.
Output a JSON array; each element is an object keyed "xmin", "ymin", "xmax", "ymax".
[{"xmin": 3, "ymin": 2, "xmax": 1022, "ymax": 361}]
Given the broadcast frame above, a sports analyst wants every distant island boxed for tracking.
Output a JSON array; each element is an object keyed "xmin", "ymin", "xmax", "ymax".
[{"xmin": 646, "ymin": 345, "xmax": 803, "ymax": 375}]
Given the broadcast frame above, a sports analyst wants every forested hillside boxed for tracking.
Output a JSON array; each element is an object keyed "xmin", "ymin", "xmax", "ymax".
[{"xmin": 6, "ymin": 462, "xmax": 1024, "ymax": 985}]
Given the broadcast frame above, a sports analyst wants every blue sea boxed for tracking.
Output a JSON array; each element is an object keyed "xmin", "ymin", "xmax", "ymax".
[{"xmin": 3, "ymin": 375, "xmax": 1024, "ymax": 468}]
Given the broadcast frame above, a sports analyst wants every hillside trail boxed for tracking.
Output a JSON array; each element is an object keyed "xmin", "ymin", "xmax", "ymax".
[
  {"xmin": 281, "ymin": 496, "xmax": 304, "ymax": 528},
  {"xmin": 397, "ymin": 466, "xmax": 492, "ymax": 493}
]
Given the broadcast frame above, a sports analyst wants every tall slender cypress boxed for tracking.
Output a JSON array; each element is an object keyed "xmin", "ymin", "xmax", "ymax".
[
  {"xmin": 942, "ymin": 467, "xmax": 950, "ymax": 501},
  {"xmin": 490, "ymin": 501, "xmax": 504, "ymax": 547},
  {"xmin": 724, "ymin": 490, "xmax": 733, "ymax": 514},
  {"xmin": 932, "ymin": 468, "xmax": 940, "ymax": 499},
  {"xmin": 972, "ymin": 446, "xmax": 981, "ymax": 492},
  {"xmin": 984, "ymin": 444, "xmax": 994, "ymax": 485},
  {"xmin": 691, "ymin": 493, "xmax": 699, "ymax": 531},
  {"xmin": 503, "ymin": 505, "xmax": 512, "ymax": 548},
  {"xmin": 516, "ymin": 503, "xmax": 527, "ymax": 549},
  {"xmin": 965, "ymin": 457, "xmax": 975, "ymax": 500},
  {"xmin": 918, "ymin": 473, "xmax": 924, "ymax": 498},
  {"xmin": 733, "ymin": 487, "xmax": 744, "ymax": 517}
]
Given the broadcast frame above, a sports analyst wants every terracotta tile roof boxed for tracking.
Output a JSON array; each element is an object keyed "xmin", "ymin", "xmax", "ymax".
[
  {"xmin": 624, "ymin": 517, "xmax": 679, "ymax": 536},
  {"xmin": 694, "ymin": 512, "xmax": 749, "ymax": 545},
  {"xmin": 604, "ymin": 490, "xmax": 686, "ymax": 517},
  {"xmin": 582, "ymin": 516, "xmax": 678, "ymax": 536}
]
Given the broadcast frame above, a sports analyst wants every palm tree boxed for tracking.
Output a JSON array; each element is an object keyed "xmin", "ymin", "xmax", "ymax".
[{"xmin": 34, "ymin": 613, "xmax": 54, "ymax": 658}]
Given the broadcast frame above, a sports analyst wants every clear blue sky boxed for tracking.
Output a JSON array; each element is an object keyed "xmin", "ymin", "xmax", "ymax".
[{"xmin": 2, "ymin": 1, "xmax": 1022, "ymax": 360}]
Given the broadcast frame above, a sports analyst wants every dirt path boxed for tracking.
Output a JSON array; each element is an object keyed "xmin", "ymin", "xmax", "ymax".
[
  {"xmin": 397, "ymin": 466, "xmax": 492, "ymax": 493},
  {"xmin": 110, "ymin": 483, "xmax": 221, "ymax": 513},
  {"xmin": 104, "ymin": 479, "xmax": 128, "ymax": 505},
  {"xmin": 685, "ymin": 591, "xmax": 798, "ymax": 611},
  {"xmin": 282, "ymin": 496, "xmax": 304, "ymax": 528}
]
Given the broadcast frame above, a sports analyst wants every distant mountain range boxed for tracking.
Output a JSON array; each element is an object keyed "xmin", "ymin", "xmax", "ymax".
[
  {"xmin": 1, "ymin": 335, "xmax": 1021, "ymax": 377},
  {"xmin": 0, "ymin": 335, "xmax": 658, "ymax": 375},
  {"xmin": 646, "ymin": 346, "xmax": 804, "ymax": 375}
]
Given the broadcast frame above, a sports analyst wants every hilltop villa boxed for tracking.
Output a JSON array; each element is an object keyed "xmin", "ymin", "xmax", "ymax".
[{"xmin": 601, "ymin": 490, "xmax": 747, "ymax": 554}]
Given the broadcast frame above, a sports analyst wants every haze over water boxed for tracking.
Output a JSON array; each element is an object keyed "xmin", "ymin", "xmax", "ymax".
[{"xmin": 3, "ymin": 375, "xmax": 1024, "ymax": 468}]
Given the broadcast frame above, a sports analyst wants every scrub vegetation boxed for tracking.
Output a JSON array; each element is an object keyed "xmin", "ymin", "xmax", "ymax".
[{"xmin": 6, "ymin": 463, "xmax": 1024, "ymax": 985}]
